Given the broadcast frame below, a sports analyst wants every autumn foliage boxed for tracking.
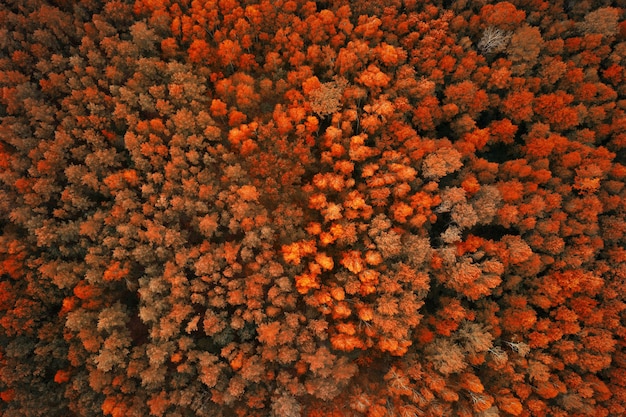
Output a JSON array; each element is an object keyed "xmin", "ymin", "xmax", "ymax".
[{"xmin": 1, "ymin": 1, "xmax": 625, "ymax": 416}]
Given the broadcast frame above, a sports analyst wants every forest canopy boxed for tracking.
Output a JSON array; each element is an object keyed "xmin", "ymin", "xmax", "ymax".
[{"xmin": 0, "ymin": 0, "xmax": 625, "ymax": 416}]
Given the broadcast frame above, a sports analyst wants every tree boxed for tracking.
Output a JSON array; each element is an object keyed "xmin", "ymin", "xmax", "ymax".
[
  {"xmin": 187, "ymin": 39, "xmax": 211, "ymax": 64},
  {"xmin": 477, "ymin": 26, "xmax": 512, "ymax": 54},
  {"xmin": 534, "ymin": 91, "xmax": 579, "ymax": 131},
  {"xmin": 422, "ymin": 147, "xmax": 463, "ymax": 180},
  {"xmin": 305, "ymin": 76, "xmax": 348, "ymax": 117},
  {"xmin": 577, "ymin": 7, "xmax": 620, "ymax": 37},
  {"xmin": 479, "ymin": 2, "xmax": 526, "ymax": 32},
  {"xmin": 502, "ymin": 90, "xmax": 535, "ymax": 123},
  {"xmin": 271, "ymin": 393, "xmax": 301, "ymax": 417}
]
